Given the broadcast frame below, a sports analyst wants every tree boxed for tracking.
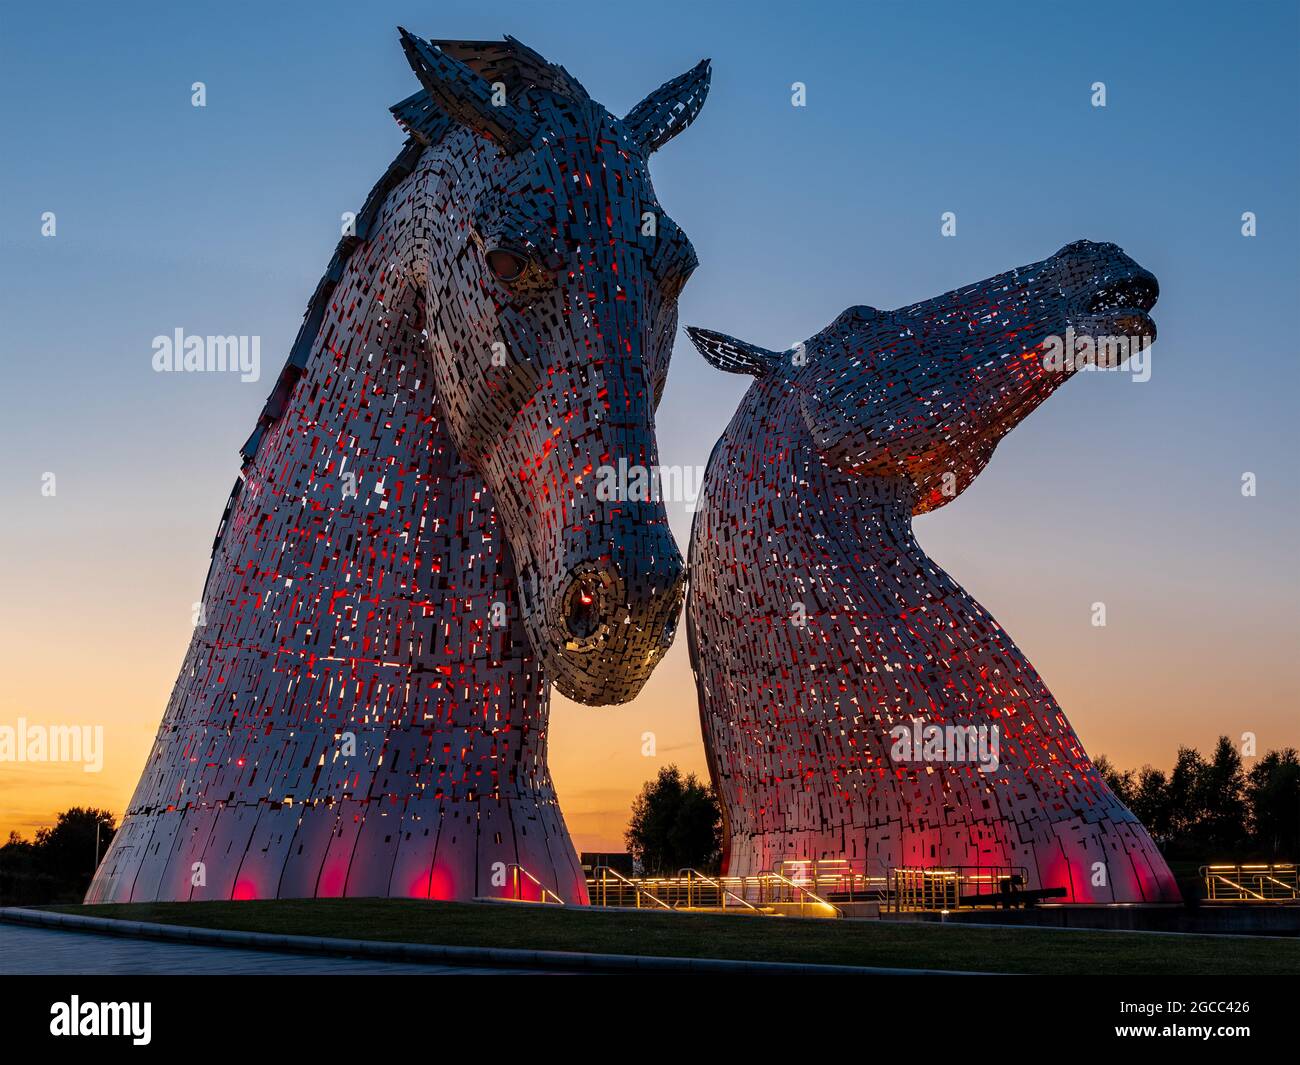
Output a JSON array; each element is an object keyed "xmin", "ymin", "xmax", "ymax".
[
  {"xmin": 0, "ymin": 833, "xmax": 42, "ymax": 905},
  {"xmin": 1130, "ymin": 766, "xmax": 1171, "ymax": 843},
  {"xmin": 0, "ymin": 808, "xmax": 115, "ymax": 905},
  {"xmin": 1247, "ymin": 748, "xmax": 1300, "ymax": 860},
  {"xmin": 1095, "ymin": 755, "xmax": 1136, "ymax": 808},
  {"xmin": 1104, "ymin": 743, "xmax": 1300, "ymax": 864},
  {"xmin": 32, "ymin": 807, "xmax": 116, "ymax": 893},
  {"xmin": 1199, "ymin": 736, "xmax": 1249, "ymax": 854},
  {"xmin": 625, "ymin": 765, "xmax": 722, "ymax": 875},
  {"xmin": 1165, "ymin": 746, "xmax": 1209, "ymax": 852}
]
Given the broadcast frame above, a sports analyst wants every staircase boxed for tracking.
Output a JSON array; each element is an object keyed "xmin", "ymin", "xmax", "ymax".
[{"xmin": 586, "ymin": 866, "xmax": 844, "ymax": 918}]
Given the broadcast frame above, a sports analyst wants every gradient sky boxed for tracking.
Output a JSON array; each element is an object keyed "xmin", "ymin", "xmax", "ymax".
[{"xmin": 2, "ymin": 0, "xmax": 1297, "ymax": 852}]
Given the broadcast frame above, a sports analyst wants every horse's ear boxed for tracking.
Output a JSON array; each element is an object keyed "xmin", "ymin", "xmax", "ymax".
[
  {"xmin": 686, "ymin": 327, "xmax": 783, "ymax": 378},
  {"xmin": 398, "ymin": 28, "xmax": 539, "ymax": 154},
  {"xmin": 624, "ymin": 59, "xmax": 711, "ymax": 153}
]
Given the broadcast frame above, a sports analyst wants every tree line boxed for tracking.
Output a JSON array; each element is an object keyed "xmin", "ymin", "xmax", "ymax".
[
  {"xmin": 1096, "ymin": 738, "xmax": 1300, "ymax": 862},
  {"xmin": 0, "ymin": 807, "xmax": 115, "ymax": 905}
]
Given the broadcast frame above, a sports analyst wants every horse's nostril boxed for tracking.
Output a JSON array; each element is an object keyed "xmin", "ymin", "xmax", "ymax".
[
  {"xmin": 562, "ymin": 574, "xmax": 606, "ymax": 641},
  {"xmin": 556, "ymin": 558, "xmax": 684, "ymax": 653}
]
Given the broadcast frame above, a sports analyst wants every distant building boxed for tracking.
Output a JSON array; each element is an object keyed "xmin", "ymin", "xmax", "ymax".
[{"xmin": 581, "ymin": 852, "xmax": 635, "ymax": 877}]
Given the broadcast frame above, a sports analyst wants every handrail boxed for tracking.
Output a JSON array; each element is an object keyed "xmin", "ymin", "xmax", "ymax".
[
  {"xmin": 776, "ymin": 861, "xmax": 889, "ymax": 903},
  {"xmin": 1200, "ymin": 863, "xmax": 1298, "ymax": 903},
  {"xmin": 591, "ymin": 865, "xmax": 672, "ymax": 910},
  {"xmin": 762, "ymin": 869, "xmax": 843, "ymax": 917},
  {"xmin": 505, "ymin": 863, "xmax": 564, "ymax": 905},
  {"xmin": 889, "ymin": 865, "xmax": 1030, "ymax": 912},
  {"xmin": 676, "ymin": 868, "xmax": 763, "ymax": 913},
  {"xmin": 584, "ymin": 867, "xmax": 845, "ymax": 917}
]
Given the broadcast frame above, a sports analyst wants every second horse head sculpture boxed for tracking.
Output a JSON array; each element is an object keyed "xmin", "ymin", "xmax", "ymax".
[{"xmin": 687, "ymin": 240, "xmax": 1180, "ymax": 902}]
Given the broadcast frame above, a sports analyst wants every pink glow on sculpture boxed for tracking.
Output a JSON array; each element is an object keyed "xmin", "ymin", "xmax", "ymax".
[
  {"xmin": 686, "ymin": 240, "xmax": 1179, "ymax": 903},
  {"xmin": 84, "ymin": 32, "xmax": 710, "ymax": 907}
]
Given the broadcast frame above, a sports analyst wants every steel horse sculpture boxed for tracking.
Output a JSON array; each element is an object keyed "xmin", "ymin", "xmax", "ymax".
[
  {"xmin": 88, "ymin": 32, "xmax": 710, "ymax": 904},
  {"xmin": 686, "ymin": 241, "xmax": 1180, "ymax": 903}
]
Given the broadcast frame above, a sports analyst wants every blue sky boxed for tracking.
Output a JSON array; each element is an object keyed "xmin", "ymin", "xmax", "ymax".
[
  {"xmin": 5, "ymin": 1, "xmax": 1296, "ymax": 526},
  {"xmin": 2, "ymin": 0, "xmax": 1297, "ymax": 841}
]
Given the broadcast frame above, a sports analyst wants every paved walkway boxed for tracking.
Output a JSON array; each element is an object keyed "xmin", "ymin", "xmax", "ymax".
[{"xmin": 0, "ymin": 922, "xmax": 545, "ymax": 975}]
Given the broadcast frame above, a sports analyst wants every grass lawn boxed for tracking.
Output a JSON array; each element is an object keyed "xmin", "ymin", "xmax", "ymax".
[{"xmin": 43, "ymin": 898, "xmax": 1300, "ymax": 974}]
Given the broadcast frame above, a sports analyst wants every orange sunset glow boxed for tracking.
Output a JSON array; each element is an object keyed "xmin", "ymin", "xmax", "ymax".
[{"xmin": 4, "ymin": 473, "xmax": 1295, "ymax": 850}]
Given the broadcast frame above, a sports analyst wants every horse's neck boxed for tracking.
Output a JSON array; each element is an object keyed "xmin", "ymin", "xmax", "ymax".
[
  {"xmin": 706, "ymin": 382, "xmax": 932, "ymax": 590},
  {"xmin": 702, "ymin": 381, "xmax": 1060, "ymax": 717},
  {"xmin": 693, "ymin": 386, "xmax": 1165, "ymax": 899},
  {"xmin": 189, "ymin": 159, "xmax": 548, "ymax": 801}
]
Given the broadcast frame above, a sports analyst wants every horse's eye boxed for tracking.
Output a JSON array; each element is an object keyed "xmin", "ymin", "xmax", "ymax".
[{"xmin": 486, "ymin": 247, "xmax": 528, "ymax": 282}]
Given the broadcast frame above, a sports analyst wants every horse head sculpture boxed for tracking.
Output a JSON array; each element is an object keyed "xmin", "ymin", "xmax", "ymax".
[
  {"xmin": 689, "ymin": 240, "xmax": 1158, "ymax": 512},
  {"xmin": 398, "ymin": 32, "xmax": 706, "ymax": 704},
  {"xmin": 685, "ymin": 241, "xmax": 1178, "ymax": 903},
  {"xmin": 86, "ymin": 32, "xmax": 709, "ymax": 906}
]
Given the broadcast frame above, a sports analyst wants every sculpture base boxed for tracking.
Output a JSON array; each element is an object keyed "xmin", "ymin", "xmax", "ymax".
[
  {"xmin": 86, "ymin": 795, "xmax": 589, "ymax": 906},
  {"xmin": 723, "ymin": 814, "xmax": 1181, "ymax": 905}
]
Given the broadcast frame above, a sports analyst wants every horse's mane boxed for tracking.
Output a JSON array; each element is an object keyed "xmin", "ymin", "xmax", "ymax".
[{"xmin": 206, "ymin": 38, "xmax": 586, "ymax": 584}]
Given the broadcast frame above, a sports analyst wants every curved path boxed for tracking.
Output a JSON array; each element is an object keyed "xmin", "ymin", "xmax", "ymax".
[{"xmin": 0, "ymin": 922, "xmax": 545, "ymax": 975}]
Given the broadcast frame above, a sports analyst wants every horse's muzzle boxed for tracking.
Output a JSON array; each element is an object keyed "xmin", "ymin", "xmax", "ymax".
[{"xmin": 549, "ymin": 547, "xmax": 686, "ymax": 704}]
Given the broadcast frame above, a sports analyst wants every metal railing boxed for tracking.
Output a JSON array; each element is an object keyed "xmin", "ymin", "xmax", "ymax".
[
  {"xmin": 588, "ymin": 861, "xmax": 1070, "ymax": 914},
  {"xmin": 501, "ymin": 863, "xmax": 565, "ymax": 905},
  {"xmin": 890, "ymin": 865, "xmax": 1031, "ymax": 912},
  {"xmin": 747, "ymin": 870, "xmax": 843, "ymax": 918},
  {"xmin": 673, "ymin": 868, "xmax": 764, "ymax": 913},
  {"xmin": 778, "ymin": 859, "xmax": 889, "ymax": 904},
  {"xmin": 586, "ymin": 866, "xmax": 841, "ymax": 917},
  {"xmin": 587, "ymin": 865, "xmax": 672, "ymax": 910},
  {"xmin": 1201, "ymin": 863, "xmax": 1299, "ymax": 903}
]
